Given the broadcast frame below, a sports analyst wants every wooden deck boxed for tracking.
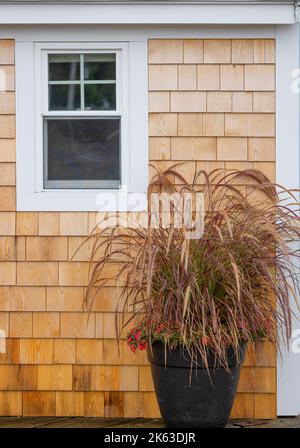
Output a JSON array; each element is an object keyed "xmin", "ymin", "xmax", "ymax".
[
  {"xmin": 0, "ymin": 417, "xmax": 298, "ymax": 428},
  {"xmin": 0, "ymin": 417, "xmax": 164, "ymax": 428}
]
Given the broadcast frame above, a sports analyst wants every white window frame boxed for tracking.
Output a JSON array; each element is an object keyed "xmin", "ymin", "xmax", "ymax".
[
  {"xmin": 16, "ymin": 40, "xmax": 148, "ymax": 211},
  {"xmin": 42, "ymin": 48, "xmax": 122, "ymax": 190}
]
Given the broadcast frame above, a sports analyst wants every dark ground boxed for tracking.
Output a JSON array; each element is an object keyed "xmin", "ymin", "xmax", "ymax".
[{"xmin": 0, "ymin": 416, "xmax": 299, "ymax": 428}]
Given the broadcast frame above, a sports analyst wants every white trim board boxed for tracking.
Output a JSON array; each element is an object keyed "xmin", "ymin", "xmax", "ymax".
[
  {"xmin": 276, "ymin": 24, "xmax": 300, "ymax": 417},
  {"xmin": 0, "ymin": 3, "xmax": 295, "ymax": 25},
  {"xmin": 0, "ymin": 24, "xmax": 276, "ymax": 42}
]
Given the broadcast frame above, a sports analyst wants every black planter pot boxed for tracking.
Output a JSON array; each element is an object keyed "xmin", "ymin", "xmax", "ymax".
[{"xmin": 147, "ymin": 342, "xmax": 246, "ymax": 428}]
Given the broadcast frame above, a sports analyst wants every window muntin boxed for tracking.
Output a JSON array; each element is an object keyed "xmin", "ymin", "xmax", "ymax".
[
  {"xmin": 48, "ymin": 53, "xmax": 116, "ymax": 111},
  {"xmin": 44, "ymin": 51, "xmax": 121, "ymax": 189}
]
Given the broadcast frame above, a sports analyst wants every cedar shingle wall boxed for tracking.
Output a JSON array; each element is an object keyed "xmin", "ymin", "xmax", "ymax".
[
  {"xmin": 148, "ymin": 38, "xmax": 276, "ymax": 420},
  {"xmin": 0, "ymin": 38, "xmax": 276, "ymax": 419}
]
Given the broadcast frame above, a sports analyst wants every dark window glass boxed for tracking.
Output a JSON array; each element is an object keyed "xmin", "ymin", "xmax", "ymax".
[
  {"xmin": 84, "ymin": 54, "xmax": 116, "ymax": 81},
  {"xmin": 44, "ymin": 118, "xmax": 120, "ymax": 188},
  {"xmin": 49, "ymin": 54, "xmax": 80, "ymax": 81},
  {"xmin": 84, "ymin": 84, "xmax": 116, "ymax": 110},
  {"xmin": 49, "ymin": 84, "xmax": 81, "ymax": 111}
]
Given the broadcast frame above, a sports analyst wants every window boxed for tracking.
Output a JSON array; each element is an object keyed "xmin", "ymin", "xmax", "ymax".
[
  {"xmin": 44, "ymin": 52, "xmax": 121, "ymax": 189},
  {"xmin": 16, "ymin": 40, "xmax": 148, "ymax": 211}
]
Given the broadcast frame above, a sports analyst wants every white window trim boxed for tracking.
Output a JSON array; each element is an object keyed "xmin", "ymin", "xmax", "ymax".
[
  {"xmin": 38, "ymin": 43, "xmax": 124, "ymax": 191},
  {"xmin": 16, "ymin": 40, "xmax": 148, "ymax": 211}
]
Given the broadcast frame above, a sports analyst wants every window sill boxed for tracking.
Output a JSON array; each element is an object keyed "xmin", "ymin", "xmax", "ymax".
[{"xmin": 17, "ymin": 189, "xmax": 148, "ymax": 212}]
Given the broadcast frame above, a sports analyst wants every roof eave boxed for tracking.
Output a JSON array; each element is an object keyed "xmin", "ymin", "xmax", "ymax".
[{"xmin": 0, "ymin": 1, "xmax": 296, "ymax": 25}]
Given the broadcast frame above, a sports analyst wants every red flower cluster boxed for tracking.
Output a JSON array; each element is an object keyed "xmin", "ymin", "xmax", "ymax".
[
  {"xmin": 202, "ymin": 336, "xmax": 209, "ymax": 346},
  {"xmin": 127, "ymin": 327, "xmax": 147, "ymax": 353},
  {"xmin": 155, "ymin": 324, "xmax": 164, "ymax": 334}
]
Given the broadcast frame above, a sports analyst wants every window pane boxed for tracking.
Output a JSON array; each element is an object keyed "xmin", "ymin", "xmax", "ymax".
[
  {"xmin": 44, "ymin": 118, "xmax": 120, "ymax": 188},
  {"xmin": 84, "ymin": 54, "xmax": 116, "ymax": 81},
  {"xmin": 49, "ymin": 54, "xmax": 80, "ymax": 81},
  {"xmin": 49, "ymin": 84, "xmax": 81, "ymax": 111},
  {"xmin": 84, "ymin": 84, "xmax": 116, "ymax": 110}
]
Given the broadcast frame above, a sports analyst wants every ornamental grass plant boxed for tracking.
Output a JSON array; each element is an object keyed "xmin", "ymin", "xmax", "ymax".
[{"xmin": 84, "ymin": 167, "xmax": 300, "ymax": 368}]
